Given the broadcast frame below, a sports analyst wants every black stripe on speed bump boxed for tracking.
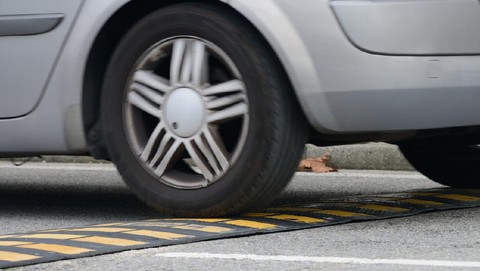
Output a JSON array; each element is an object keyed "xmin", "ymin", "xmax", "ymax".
[{"xmin": 0, "ymin": 187, "xmax": 479, "ymax": 268}]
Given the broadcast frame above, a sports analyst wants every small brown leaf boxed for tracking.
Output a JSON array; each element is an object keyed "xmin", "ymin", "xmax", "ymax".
[{"xmin": 297, "ymin": 152, "xmax": 337, "ymax": 173}]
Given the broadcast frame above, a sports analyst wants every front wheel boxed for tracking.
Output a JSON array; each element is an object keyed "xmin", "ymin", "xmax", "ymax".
[
  {"xmin": 400, "ymin": 144, "xmax": 480, "ymax": 188},
  {"xmin": 100, "ymin": 3, "xmax": 307, "ymax": 217}
]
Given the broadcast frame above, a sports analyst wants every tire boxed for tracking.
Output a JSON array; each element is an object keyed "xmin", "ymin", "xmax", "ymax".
[
  {"xmin": 100, "ymin": 3, "xmax": 307, "ymax": 217},
  {"xmin": 400, "ymin": 144, "xmax": 480, "ymax": 188}
]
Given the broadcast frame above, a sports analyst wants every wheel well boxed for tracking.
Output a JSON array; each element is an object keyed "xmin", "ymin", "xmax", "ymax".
[{"xmin": 83, "ymin": 0, "xmax": 303, "ymax": 159}]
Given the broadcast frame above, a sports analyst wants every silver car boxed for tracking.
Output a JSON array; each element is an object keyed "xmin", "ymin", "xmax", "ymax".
[{"xmin": 2, "ymin": 0, "xmax": 480, "ymax": 216}]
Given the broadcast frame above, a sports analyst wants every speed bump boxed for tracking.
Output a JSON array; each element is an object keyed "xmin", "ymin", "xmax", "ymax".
[{"xmin": 0, "ymin": 187, "xmax": 479, "ymax": 268}]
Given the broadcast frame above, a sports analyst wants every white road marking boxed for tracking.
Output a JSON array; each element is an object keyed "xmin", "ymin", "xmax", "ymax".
[
  {"xmin": 297, "ymin": 172, "xmax": 427, "ymax": 179},
  {"xmin": 0, "ymin": 163, "xmax": 116, "ymax": 171},
  {"xmin": 156, "ymin": 252, "xmax": 480, "ymax": 268},
  {"xmin": 0, "ymin": 162, "xmax": 423, "ymax": 178}
]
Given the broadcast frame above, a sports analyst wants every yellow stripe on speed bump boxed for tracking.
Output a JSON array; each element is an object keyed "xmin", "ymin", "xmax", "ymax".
[
  {"xmin": 0, "ymin": 187, "xmax": 479, "ymax": 269},
  {"xmin": 245, "ymin": 213, "xmax": 325, "ymax": 224},
  {"xmin": 166, "ymin": 218, "xmax": 229, "ymax": 223},
  {"xmin": 0, "ymin": 251, "xmax": 40, "ymax": 262},
  {"xmin": 66, "ymin": 227, "xmax": 134, "ymax": 233},
  {"xmin": 18, "ymin": 234, "xmax": 86, "ymax": 240},
  {"xmin": 267, "ymin": 207, "xmax": 320, "ymax": 212},
  {"xmin": 172, "ymin": 225, "xmax": 233, "ymax": 233},
  {"xmin": 0, "ymin": 235, "xmax": 17, "ymax": 239},
  {"xmin": 73, "ymin": 236, "xmax": 146, "ymax": 247},
  {"xmin": 224, "ymin": 220, "xmax": 277, "ymax": 229},
  {"xmin": 315, "ymin": 210, "xmax": 372, "ymax": 217},
  {"xmin": 125, "ymin": 230, "xmax": 193, "ymax": 240},
  {"xmin": 18, "ymin": 243, "xmax": 93, "ymax": 255},
  {"xmin": 435, "ymin": 194, "xmax": 480, "ymax": 202},
  {"xmin": 0, "ymin": 241, "xmax": 33, "ymax": 246}
]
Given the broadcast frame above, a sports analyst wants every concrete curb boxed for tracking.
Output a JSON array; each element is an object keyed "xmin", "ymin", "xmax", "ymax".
[{"xmin": 4, "ymin": 143, "xmax": 414, "ymax": 171}]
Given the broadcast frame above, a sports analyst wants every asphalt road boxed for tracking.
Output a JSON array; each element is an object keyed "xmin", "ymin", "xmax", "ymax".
[{"xmin": 1, "ymin": 162, "xmax": 479, "ymax": 270}]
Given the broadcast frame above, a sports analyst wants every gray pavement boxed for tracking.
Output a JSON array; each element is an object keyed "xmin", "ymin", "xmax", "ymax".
[{"xmin": 2, "ymin": 162, "xmax": 480, "ymax": 270}]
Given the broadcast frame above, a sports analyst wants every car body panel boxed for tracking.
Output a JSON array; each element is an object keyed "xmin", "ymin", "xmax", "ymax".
[
  {"xmin": 0, "ymin": 0, "xmax": 84, "ymax": 118},
  {"xmin": 1, "ymin": 0, "xmax": 480, "ymax": 154},
  {"xmin": 331, "ymin": 0, "xmax": 480, "ymax": 56},
  {"xmin": 233, "ymin": 0, "xmax": 480, "ymax": 133},
  {"xmin": 0, "ymin": 0, "xmax": 130, "ymax": 153}
]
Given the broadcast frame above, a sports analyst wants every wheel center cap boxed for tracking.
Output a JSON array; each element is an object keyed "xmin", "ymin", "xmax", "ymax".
[{"xmin": 164, "ymin": 88, "xmax": 205, "ymax": 138}]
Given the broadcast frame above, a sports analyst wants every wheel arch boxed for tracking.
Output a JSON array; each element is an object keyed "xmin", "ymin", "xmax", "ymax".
[{"xmin": 82, "ymin": 0, "xmax": 306, "ymax": 159}]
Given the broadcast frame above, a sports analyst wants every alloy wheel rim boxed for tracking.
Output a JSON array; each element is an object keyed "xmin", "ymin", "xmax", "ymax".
[{"xmin": 124, "ymin": 37, "xmax": 249, "ymax": 189}]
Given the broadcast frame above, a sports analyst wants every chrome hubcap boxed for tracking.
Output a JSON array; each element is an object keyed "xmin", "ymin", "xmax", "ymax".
[
  {"xmin": 164, "ymin": 87, "xmax": 205, "ymax": 138},
  {"xmin": 124, "ymin": 37, "xmax": 249, "ymax": 189}
]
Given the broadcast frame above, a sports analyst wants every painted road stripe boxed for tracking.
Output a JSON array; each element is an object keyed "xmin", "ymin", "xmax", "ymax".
[
  {"xmin": 172, "ymin": 225, "xmax": 233, "ymax": 233},
  {"xmin": 267, "ymin": 207, "xmax": 320, "ymax": 212},
  {"xmin": 73, "ymin": 236, "xmax": 146, "ymax": 246},
  {"xmin": 17, "ymin": 234, "xmax": 86, "ymax": 240},
  {"xmin": 435, "ymin": 194, "xmax": 480, "ymax": 202},
  {"xmin": 224, "ymin": 220, "xmax": 277, "ymax": 229},
  {"xmin": 0, "ymin": 241, "xmax": 33, "ymax": 246},
  {"xmin": 246, "ymin": 213, "xmax": 325, "ymax": 224},
  {"xmin": 0, "ymin": 187, "xmax": 479, "ymax": 269},
  {"xmin": 156, "ymin": 252, "xmax": 480, "ymax": 268},
  {"xmin": 0, "ymin": 251, "xmax": 40, "ymax": 262},
  {"xmin": 0, "ymin": 163, "xmax": 427, "ymax": 179},
  {"xmin": 18, "ymin": 243, "xmax": 93, "ymax": 255},
  {"xmin": 65, "ymin": 227, "xmax": 134, "ymax": 233},
  {"xmin": 0, "ymin": 163, "xmax": 116, "ymax": 171},
  {"xmin": 314, "ymin": 210, "xmax": 372, "ymax": 217},
  {"xmin": 125, "ymin": 230, "xmax": 193, "ymax": 240},
  {"xmin": 167, "ymin": 218, "xmax": 229, "ymax": 223}
]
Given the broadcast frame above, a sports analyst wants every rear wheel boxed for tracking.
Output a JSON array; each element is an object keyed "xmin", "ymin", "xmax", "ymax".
[
  {"xmin": 100, "ymin": 3, "xmax": 307, "ymax": 217},
  {"xmin": 400, "ymin": 144, "xmax": 480, "ymax": 188}
]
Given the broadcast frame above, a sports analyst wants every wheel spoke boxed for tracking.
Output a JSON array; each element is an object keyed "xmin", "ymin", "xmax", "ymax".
[
  {"xmin": 206, "ymin": 93, "xmax": 245, "ymax": 110},
  {"xmin": 152, "ymin": 138, "xmax": 182, "ymax": 177},
  {"xmin": 133, "ymin": 70, "xmax": 170, "ymax": 94},
  {"xmin": 131, "ymin": 83, "xmax": 164, "ymax": 105},
  {"xmin": 179, "ymin": 44, "xmax": 193, "ymax": 84},
  {"xmin": 185, "ymin": 141, "xmax": 214, "ymax": 182},
  {"xmin": 170, "ymin": 39, "xmax": 207, "ymax": 87},
  {"xmin": 203, "ymin": 79, "xmax": 245, "ymax": 96},
  {"xmin": 149, "ymin": 132, "xmax": 174, "ymax": 168},
  {"xmin": 127, "ymin": 91, "xmax": 161, "ymax": 118},
  {"xmin": 139, "ymin": 123, "xmax": 165, "ymax": 161},
  {"xmin": 191, "ymin": 128, "xmax": 229, "ymax": 176},
  {"xmin": 207, "ymin": 102, "xmax": 248, "ymax": 123},
  {"xmin": 203, "ymin": 128, "xmax": 230, "ymax": 171},
  {"xmin": 170, "ymin": 39, "xmax": 186, "ymax": 85},
  {"xmin": 191, "ymin": 41, "xmax": 206, "ymax": 86}
]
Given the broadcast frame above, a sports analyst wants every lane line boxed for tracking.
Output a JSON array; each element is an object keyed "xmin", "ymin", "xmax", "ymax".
[
  {"xmin": 299, "ymin": 172, "xmax": 427, "ymax": 179},
  {"xmin": 0, "ymin": 163, "xmax": 115, "ymax": 171},
  {"xmin": 0, "ymin": 163, "xmax": 426, "ymax": 179},
  {"xmin": 156, "ymin": 252, "xmax": 480, "ymax": 268}
]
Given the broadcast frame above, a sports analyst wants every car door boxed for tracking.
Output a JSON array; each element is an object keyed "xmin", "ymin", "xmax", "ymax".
[{"xmin": 0, "ymin": 0, "xmax": 84, "ymax": 118}]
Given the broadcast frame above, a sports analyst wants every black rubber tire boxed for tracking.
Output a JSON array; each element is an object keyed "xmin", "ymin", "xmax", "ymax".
[
  {"xmin": 400, "ymin": 144, "xmax": 480, "ymax": 188},
  {"xmin": 100, "ymin": 3, "xmax": 307, "ymax": 217}
]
